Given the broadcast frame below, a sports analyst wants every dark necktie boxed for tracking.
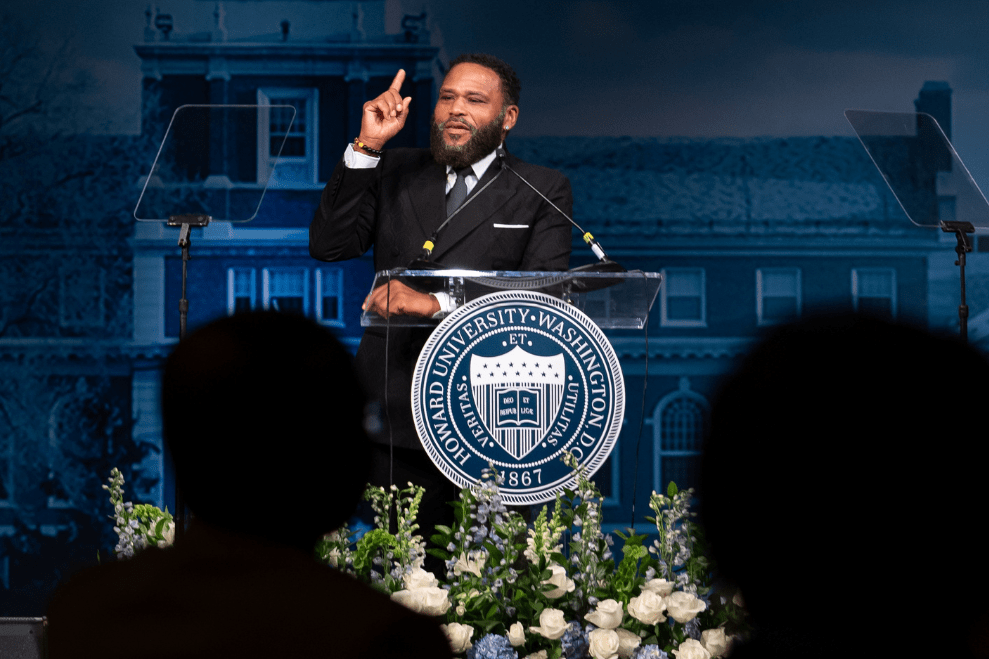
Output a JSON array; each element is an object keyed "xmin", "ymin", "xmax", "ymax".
[{"xmin": 446, "ymin": 166, "xmax": 473, "ymax": 217}]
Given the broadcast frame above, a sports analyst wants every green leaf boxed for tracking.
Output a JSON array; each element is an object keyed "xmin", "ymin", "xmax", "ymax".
[
  {"xmin": 477, "ymin": 618, "xmax": 502, "ymax": 633},
  {"xmin": 667, "ymin": 481, "xmax": 678, "ymax": 498}
]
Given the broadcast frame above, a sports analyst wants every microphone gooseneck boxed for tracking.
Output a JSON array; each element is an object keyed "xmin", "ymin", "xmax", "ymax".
[{"xmin": 495, "ymin": 146, "xmax": 616, "ymax": 266}]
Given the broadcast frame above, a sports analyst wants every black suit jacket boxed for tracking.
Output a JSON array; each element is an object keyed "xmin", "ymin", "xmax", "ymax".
[{"xmin": 310, "ymin": 147, "xmax": 573, "ymax": 449}]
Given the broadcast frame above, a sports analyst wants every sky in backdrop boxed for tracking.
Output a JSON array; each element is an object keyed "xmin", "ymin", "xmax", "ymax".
[{"xmin": 7, "ymin": 0, "xmax": 989, "ymax": 192}]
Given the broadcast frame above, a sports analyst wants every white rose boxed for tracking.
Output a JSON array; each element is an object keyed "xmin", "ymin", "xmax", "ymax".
[
  {"xmin": 390, "ymin": 586, "xmax": 452, "ymax": 616},
  {"xmin": 615, "ymin": 628, "xmax": 642, "ymax": 658},
  {"xmin": 529, "ymin": 607, "xmax": 569, "ymax": 640},
  {"xmin": 641, "ymin": 578, "xmax": 675, "ymax": 597},
  {"xmin": 454, "ymin": 552, "xmax": 486, "ymax": 578},
  {"xmin": 672, "ymin": 638, "xmax": 711, "ymax": 659},
  {"xmin": 700, "ymin": 628, "xmax": 729, "ymax": 658},
  {"xmin": 732, "ymin": 590, "xmax": 744, "ymax": 607},
  {"xmin": 627, "ymin": 590, "xmax": 667, "ymax": 625},
  {"xmin": 588, "ymin": 628, "xmax": 620, "ymax": 659},
  {"xmin": 542, "ymin": 564, "xmax": 576, "ymax": 599},
  {"xmin": 442, "ymin": 622, "xmax": 475, "ymax": 654},
  {"xmin": 403, "ymin": 566, "xmax": 440, "ymax": 590},
  {"xmin": 665, "ymin": 591, "xmax": 706, "ymax": 623},
  {"xmin": 584, "ymin": 599, "xmax": 624, "ymax": 629},
  {"xmin": 508, "ymin": 622, "xmax": 526, "ymax": 647},
  {"xmin": 524, "ymin": 652, "xmax": 548, "ymax": 659},
  {"xmin": 158, "ymin": 520, "xmax": 175, "ymax": 548}
]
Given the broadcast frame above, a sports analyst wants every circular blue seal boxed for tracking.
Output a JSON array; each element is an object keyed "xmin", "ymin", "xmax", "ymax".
[{"xmin": 412, "ymin": 291, "xmax": 624, "ymax": 505}]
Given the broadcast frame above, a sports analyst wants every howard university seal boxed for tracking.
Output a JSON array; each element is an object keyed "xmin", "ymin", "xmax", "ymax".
[{"xmin": 412, "ymin": 291, "xmax": 624, "ymax": 504}]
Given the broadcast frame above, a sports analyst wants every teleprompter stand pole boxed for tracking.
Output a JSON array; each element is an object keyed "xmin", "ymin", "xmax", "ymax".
[
  {"xmin": 940, "ymin": 220, "xmax": 975, "ymax": 343},
  {"xmin": 166, "ymin": 213, "xmax": 212, "ymax": 542}
]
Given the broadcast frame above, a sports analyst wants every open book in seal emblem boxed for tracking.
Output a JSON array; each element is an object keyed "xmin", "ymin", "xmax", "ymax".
[
  {"xmin": 412, "ymin": 290, "xmax": 624, "ymax": 505},
  {"xmin": 470, "ymin": 346, "xmax": 566, "ymax": 461}
]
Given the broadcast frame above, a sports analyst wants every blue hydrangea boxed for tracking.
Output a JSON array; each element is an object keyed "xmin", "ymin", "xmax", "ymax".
[
  {"xmin": 633, "ymin": 645, "xmax": 669, "ymax": 659},
  {"xmin": 466, "ymin": 633, "xmax": 518, "ymax": 659},
  {"xmin": 560, "ymin": 621, "xmax": 589, "ymax": 658}
]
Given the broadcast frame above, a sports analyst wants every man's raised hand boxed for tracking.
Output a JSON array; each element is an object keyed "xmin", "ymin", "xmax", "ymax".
[{"xmin": 357, "ymin": 69, "xmax": 413, "ymax": 152}]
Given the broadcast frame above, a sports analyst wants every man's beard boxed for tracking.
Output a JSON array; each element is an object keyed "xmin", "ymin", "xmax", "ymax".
[{"xmin": 430, "ymin": 110, "xmax": 505, "ymax": 169}]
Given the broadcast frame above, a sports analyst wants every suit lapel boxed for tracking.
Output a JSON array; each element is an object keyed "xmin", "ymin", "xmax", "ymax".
[
  {"xmin": 403, "ymin": 159, "xmax": 447, "ymax": 240},
  {"xmin": 430, "ymin": 158, "xmax": 518, "ymax": 262}
]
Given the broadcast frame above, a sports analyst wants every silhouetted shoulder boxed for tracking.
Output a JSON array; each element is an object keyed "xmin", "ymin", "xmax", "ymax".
[{"xmin": 48, "ymin": 526, "xmax": 452, "ymax": 659}]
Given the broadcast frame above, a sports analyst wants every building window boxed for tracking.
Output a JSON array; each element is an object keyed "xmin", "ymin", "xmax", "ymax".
[
  {"xmin": 227, "ymin": 268, "xmax": 257, "ymax": 315},
  {"xmin": 263, "ymin": 267, "xmax": 309, "ymax": 315},
  {"xmin": 258, "ymin": 88, "xmax": 318, "ymax": 187},
  {"xmin": 757, "ymin": 268, "xmax": 801, "ymax": 325},
  {"xmin": 852, "ymin": 268, "xmax": 896, "ymax": 319},
  {"xmin": 653, "ymin": 378, "xmax": 709, "ymax": 494},
  {"xmin": 315, "ymin": 268, "xmax": 345, "ymax": 326},
  {"xmin": 661, "ymin": 268, "xmax": 706, "ymax": 327}
]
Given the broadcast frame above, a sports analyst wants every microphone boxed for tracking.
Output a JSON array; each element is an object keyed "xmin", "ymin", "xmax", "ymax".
[
  {"xmin": 495, "ymin": 146, "xmax": 623, "ymax": 272},
  {"xmin": 410, "ymin": 167, "xmax": 505, "ymax": 268}
]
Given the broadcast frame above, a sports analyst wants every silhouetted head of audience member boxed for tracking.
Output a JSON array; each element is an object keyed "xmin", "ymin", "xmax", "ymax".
[
  {"xmin": 162, "ymin": 311, "xmax": 371, "ymax": 553},
  {"xmin": 701, "ymin": 312, "xmax": 989, "ymax": 657}
]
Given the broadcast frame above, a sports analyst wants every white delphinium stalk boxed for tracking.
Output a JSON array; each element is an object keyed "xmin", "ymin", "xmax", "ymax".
[
  {"xmin": 648, "ymin": 486, "xmax": 700, "ymax": 594},
  {"xmin": 319, "ymin": 525, "xmax": 356, "ymax": 573},
  {"xmin": 562, "ymin": 452, "xmax": 613, "ymax": 608},
  {"xmin": 394, "ymin": 482, "xmax": 427, "ymax": 574},
  {"xmin": 525, "ymin": 495, "xmax": 566, "ymax": 563},
  {"xmin": 447, "ymin": 483, "xmax": 480, "ymax": 583},
  {"xmin": 362, "ymin": 484, "xmax": 398, "ymax": 587}
]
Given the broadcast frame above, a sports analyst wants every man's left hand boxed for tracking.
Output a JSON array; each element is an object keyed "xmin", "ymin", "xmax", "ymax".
[{"xmin": 363, "ymin": 280, "xmax": 440, "ymax": 318}]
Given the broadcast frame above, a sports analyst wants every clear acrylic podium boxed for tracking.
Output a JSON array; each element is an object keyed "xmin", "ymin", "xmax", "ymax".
[{"xmin": 361, "ymin": 268, "xmax": 663, "ymax": 329}]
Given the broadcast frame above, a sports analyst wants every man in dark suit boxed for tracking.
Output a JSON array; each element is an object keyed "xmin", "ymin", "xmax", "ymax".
[{"xmin": 309, "ymin": 53, "xmax": 572, "ymax": 537}]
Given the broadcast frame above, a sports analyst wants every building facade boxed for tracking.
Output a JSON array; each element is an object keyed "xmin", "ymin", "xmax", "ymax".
[
  {"xmin": 130, "ymin": 2, "xmax": 954, "ymax": 528},
  {"xmin": 0, "ymin": 0, "xmax": 964, "ymax": 611}
]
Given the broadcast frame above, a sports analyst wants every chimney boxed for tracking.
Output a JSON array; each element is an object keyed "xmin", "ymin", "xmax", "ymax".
[{"xmin": 914, "ymin": 81, "xmax": 952, "ymax": 140}]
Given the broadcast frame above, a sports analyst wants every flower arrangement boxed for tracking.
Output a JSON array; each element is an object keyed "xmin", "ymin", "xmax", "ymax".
[
  {"xmin": 315, "ymin": 454, "xmax": 747, "ymax": 659},
  {"xmin": 104, "ymin": 468, "xmax": 174, "ymax": 558},
  {"xmin": 106, "ymin": 454, "xmax": 746, "ymax": 657}
]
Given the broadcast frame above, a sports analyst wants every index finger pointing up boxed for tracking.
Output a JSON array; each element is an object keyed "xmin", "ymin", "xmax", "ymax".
[{"xmin": 389, "ymin": 69, "xmax": 406, "ymax": 92}]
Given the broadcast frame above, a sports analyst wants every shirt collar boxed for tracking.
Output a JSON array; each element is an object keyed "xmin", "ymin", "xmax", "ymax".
[{"xmin": 445, "ymin": 145, "xmax": 501, "ymax": 180}]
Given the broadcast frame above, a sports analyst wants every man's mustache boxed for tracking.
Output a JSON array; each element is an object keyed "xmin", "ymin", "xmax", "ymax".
[{"xmin": 437, "ymin": 118, "xmax": 477, "ymax": 133}]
